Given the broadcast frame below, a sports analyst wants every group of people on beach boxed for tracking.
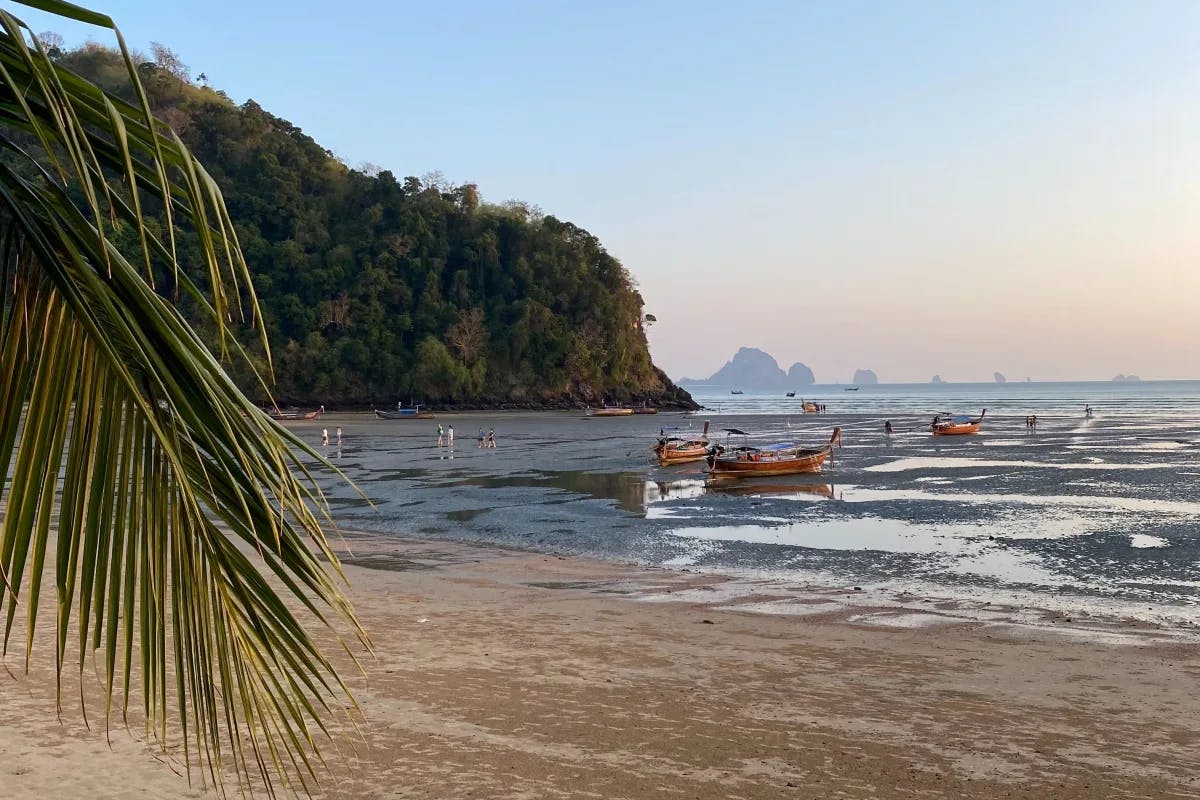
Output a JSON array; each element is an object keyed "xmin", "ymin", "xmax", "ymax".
[
  {"xmin": 1024, "ymin": 415, "xmax": 1038, "ymax": 429},
  {"xmin": 314, "ymin": 421, "xmax": 500, "ymax": 450},
  {"xmin": 436, "ymin": 424, "xmax": 495, "ymax": 448}
]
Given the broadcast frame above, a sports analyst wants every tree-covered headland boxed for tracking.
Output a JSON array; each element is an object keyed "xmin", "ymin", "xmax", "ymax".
[{"xmin": 54, "ymin": 42, "xmax": 696, "ymax": 409}]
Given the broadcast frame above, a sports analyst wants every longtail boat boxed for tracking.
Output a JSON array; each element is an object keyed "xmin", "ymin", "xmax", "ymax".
[
  {"xmin": 267, "ymin": 406, "xmax": 321, "ymax": 421},
  {"xmin": 931, "ymin": 409, "xmax": 986, "ymax": 436},
  {"xmin": 786, "ymin": 391, "xmax": 796, "ymax": 397},
  {"xmin": 707, "ymin": 427, "xmax": 842, "ymax": 478},
  {"xmin": 632, "ymin": 401, "xmax": 659, "ymax": 415},
  {"xmin": 375, "ymin": 403, "xmax": 435, "ymax": 420},
  {"xmin": 802, "ymin": 400, "xmax": 820, "ymax": 413},
  {"xmin": 586, "ymin": 403, "xmax": 634, "ymax": 417},
  {"xmin": 653, "ymin": 422, "xmax": 710, "ymax": 466}
]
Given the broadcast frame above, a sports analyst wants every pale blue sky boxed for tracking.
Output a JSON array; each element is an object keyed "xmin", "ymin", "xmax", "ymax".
[{"xmin": 15, "ymin": 0, "xmax": 1200, "ymax": 381}]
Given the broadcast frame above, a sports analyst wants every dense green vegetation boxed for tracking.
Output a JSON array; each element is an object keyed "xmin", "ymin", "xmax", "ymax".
[{"xmin": 54, "ymin": 43, "xmax": 694, "ymax": 408}]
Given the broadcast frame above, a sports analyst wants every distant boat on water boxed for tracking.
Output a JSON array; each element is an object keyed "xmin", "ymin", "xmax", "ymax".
[
  {"xmin": 267, "ymin": 406, "xmax": 322, "ymax": 421},
  {"xmin": 731, "ymin": 389, "xmax": 744, "ymax": 395},
  {"xmin": 375, "ymin": 403, "xmax": 434, "ymax": 420},
  {"xmin": 586, "ymin": 403, "xmax": 634, "ymax": 417},
  {"xmin": 844, "ymin": 387, "xmax": 859, "ymax": 391},
  {"xmin": 785, "ymin": 391, "xmax": 796, "ymax": 397}
]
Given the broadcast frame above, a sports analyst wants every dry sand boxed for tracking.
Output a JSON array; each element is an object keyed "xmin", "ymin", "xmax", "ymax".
[{"xmin": 3, "ymin": 535, "xmax": 1199, "ymax": 799}]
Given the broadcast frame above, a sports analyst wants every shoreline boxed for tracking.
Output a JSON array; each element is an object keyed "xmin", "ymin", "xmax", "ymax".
[
  {"xmin": 336, "ymin": 527, "xmax": 1200, "ymax": 640},
  {"xmin": 4, "ymin": 533, "xmax": 1200, "ymax": 798}
]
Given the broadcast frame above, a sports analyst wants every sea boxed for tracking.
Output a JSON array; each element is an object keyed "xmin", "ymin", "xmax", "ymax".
[{"xmin": 318, "ymin": 381, "xmax": 1200, "ymax": 628}]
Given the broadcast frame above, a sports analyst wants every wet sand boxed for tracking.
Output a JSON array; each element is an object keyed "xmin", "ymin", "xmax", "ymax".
[
  {"xmin": 3, "ymin": 534, "xmax": 1200, "ymax": 798},
  {"xmin": 308, "ymin": 408, "xmax": 1200, "ymax": 620}
]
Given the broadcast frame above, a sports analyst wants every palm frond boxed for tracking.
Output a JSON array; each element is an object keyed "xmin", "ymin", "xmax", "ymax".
[{"xmin": 0, "ymin": 2, "xmax": 366, "ymax": 795}]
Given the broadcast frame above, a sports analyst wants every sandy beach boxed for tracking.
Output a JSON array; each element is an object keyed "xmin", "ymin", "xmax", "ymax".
[{"xmin": 3, "ymin": 532, "xmax": 1199, "ymax": 799}]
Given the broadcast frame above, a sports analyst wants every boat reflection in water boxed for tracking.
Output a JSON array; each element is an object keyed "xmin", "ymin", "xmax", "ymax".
[{"xmin": 644, "ymin": 477, "xmax": 837, "ymax": 506}]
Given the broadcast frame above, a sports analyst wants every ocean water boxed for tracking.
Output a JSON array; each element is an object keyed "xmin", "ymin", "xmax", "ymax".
[
  {"xmin": 316, "ymin": 381, "xmax": 1200, "ymax": 627},
  {"xmin": 685, "ymin": 380, "xmax": 1200, "ymax": 417}
]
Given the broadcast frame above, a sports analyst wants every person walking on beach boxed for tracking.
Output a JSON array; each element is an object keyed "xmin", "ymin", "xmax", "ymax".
[
  {"xmin": 436, "ymin": 424, "xmax": 444, "ymax": 447},
  {"xmin": 321, "ymin": 427, "xmax": 329, "ymax": 447},
  {"xmin": 487, "ymin": 428, "xmax": 496, "ymax": 448},
  {"xmin": 884, "ymin": 420, "xmax": 893, "ymax": 435},
  {"xmin": 447, "ymin": 425, "xmax": 454, "ymax": 446},
  {"xmin": 336, "ymin": 426, "xmax": 343, "ymax": 447},
  {"xmin": 477, "ymin": 428, "xmax": 485, "ymax": 448}
]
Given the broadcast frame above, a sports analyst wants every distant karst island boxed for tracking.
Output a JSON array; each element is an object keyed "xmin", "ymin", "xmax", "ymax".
[
  {"xmin": 994, "ymin": 372, "xmax": 1007, "ymax": 383},
  {"xmin": 930, "ymin": 375, "xmax": 944, "ymax": 384},
  {"xmin": 1112, "ymin": 374, "xmax": 1142, "ymax": 382},
  {"xmin": 852, "ymin": 369, "xmax": 879, "ymax": 385},
  {"xmin": 679, "ymin": 347, "xmax": 815, "ymax": 390}
]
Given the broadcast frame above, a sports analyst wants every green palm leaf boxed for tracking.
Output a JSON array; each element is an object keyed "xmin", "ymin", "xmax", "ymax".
[{"xmin": 0, "ymin": 1, "xmax": 366, "ymax": 795}]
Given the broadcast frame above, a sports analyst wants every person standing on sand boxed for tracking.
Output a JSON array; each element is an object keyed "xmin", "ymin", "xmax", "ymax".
[
  {"xmin": 487, "ymin": 428, "xmax": 496, "ymax": 448},
  {"xmin": 437, "ymin": 424, "xmax": 444, "ymax": 447},
  {"xmin": 336, "ymin": 426, "xmax": 343, "ymax": 447},
  {"xmin": 321, "ymin": 427, "xmax": 329, "ymax": 447},
  {"xmin": 477, "ymin": 428, "xmax": 485, "ymax": 448},
  {"xmin": 447, "ymin": 425, "xmax": 454, "ymax": 446}
]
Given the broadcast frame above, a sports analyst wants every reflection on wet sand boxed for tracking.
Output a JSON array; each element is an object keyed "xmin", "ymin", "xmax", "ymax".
[{"xmin": 646, "ymin": 477, "xmax": 836, "ymax": 505}]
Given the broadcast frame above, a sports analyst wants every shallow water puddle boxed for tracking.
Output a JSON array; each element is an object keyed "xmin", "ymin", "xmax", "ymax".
[{"xmin": 866, "ymin": 457, "xmax": 1178, "ymax": 472}]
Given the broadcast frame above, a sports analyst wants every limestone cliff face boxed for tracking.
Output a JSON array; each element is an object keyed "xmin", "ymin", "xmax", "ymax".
[
  {"xmin": 787, "ymin": 362, "xmax": 816, "ymax": 386},
  {"xmin": 706, "ymin": 348, "xmax": 786, "ymax": 389},
  {"xmin": 852, "ymin": 369, "xmax": 879, "ymax": 385},
  {"xmin": 682, "ymin": 348, "xmax": 816, "ymax": 391}
]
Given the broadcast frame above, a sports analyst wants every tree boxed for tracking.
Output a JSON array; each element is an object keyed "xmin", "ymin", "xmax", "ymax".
[
  {"xmin": 0, "ymin": 3, "xmax": 363, "ymax": 796},
  {"xmin": 446, "ymin": 307, "xmax": 486, "ymax": 364},
  {"xmin": 149, "ymin": 39, "xmax": 189, "ymax": 80}
]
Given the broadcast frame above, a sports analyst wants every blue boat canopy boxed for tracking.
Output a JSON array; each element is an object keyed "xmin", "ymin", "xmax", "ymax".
[{"xmin": 758, "ymin": 442, "xmax": 798, "ymax": 452}]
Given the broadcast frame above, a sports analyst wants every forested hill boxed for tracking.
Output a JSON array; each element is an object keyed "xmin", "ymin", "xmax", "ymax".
[{"xmin": 55, "ymin": 44, "xmax": 695, "ymax": 409}]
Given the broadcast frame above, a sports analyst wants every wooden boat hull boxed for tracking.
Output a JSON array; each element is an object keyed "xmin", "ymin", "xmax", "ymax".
[
  {"xmin": 269, "ymin": 410, "xmax": 320, "ymax": 421},
  {"xmin": 656, "ymin": 444, "xmax": 709, "ymax": 466},
  {"xmin": 375, "ymin": 409, "xmax": 435, "ymax": 420},
  {"xmin": 632, "ymin": 407, "xmax": 659, "ymax": 415},
  {"xmin": 709, "ymin": 446, "xmax": 831, "ymax": 476},
  {"xmin": 802, "ymin": 403, "xmax": 819, "ymax": 413},
  {"xmin": 932, "ymin": 422, "xmax": 979, "ymax": 435},
  {"xmin": 588, "ymin": 408, "xmax": 634, "ymax": 417},
  {"xmin": 932, "ymin": 410, "xmax": 985, "ymax": 436}
]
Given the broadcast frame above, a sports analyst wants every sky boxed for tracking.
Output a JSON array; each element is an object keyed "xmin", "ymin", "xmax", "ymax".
[{"xmin": 14, "ymin": 0, "xmax": 1200, "ymax": 382}]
